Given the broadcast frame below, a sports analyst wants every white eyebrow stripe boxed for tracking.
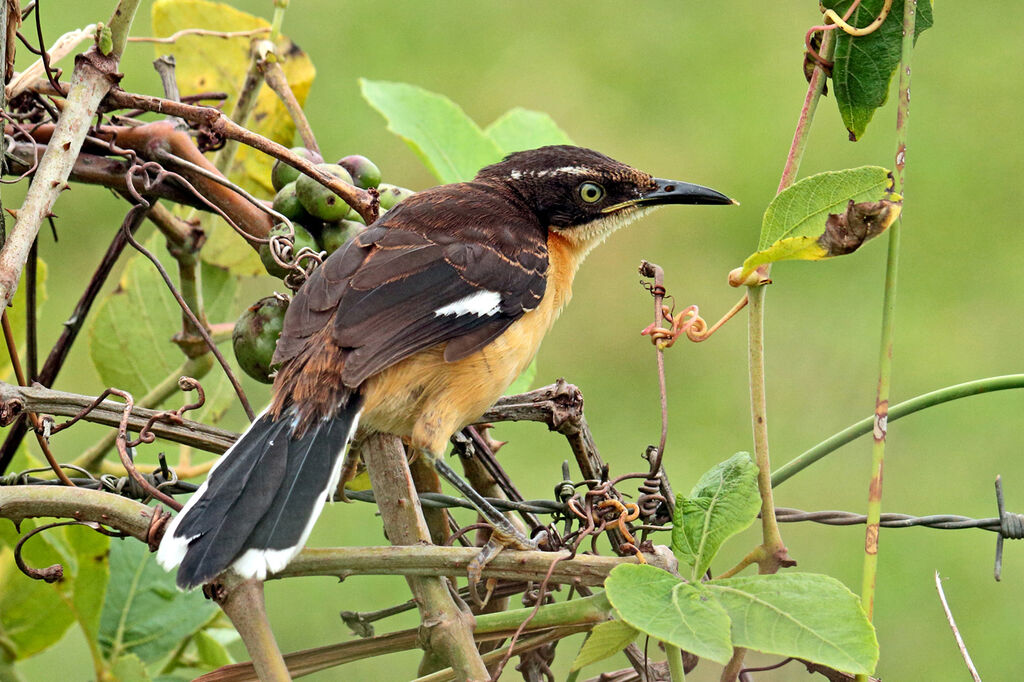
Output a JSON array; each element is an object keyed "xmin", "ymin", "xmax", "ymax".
[
  {"xmin": 513, "ymin": 166, "xmax": 593, "ymax": 179},
  {"xmin": 433, "ymin": 290, "xmax": 502, "ymax": 317}
]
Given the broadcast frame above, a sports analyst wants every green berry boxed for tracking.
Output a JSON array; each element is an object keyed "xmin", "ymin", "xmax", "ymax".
[
  {"xmin": 338, "ymin": 154, "xmax": 382, "ymax": 189},
  {"xmin": 259, "ymin": 222, "xmax": 318, "ymax": 279},
  {"xmin": 344, "ymin": 206, "xmax": 365, "ymax": 225},
  {"xmin": 377, "ymin": 183, "xmax": 415, "ymax": 210},
  {"xmin": 271, "ymin": 147, "xmax": 323, "ymax": 191},
  {"xmin": 232, "ymin": 295, "xmax": 289, "ymax": 383},
  {"xmin": 296, "ymin": 163, "xmax": 354, "ymax": 221},
  {"xmin": 318, "ymin": 219, "xmax": 366, "ymax": 255},
  {"xmin": 271, "ymin": 181, "xmax": 308, "ymax": 221}
]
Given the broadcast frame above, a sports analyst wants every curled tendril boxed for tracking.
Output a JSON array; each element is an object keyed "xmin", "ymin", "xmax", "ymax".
[{"xmin": 15, "ymin": 520, "xmax": 127, "ymax": 583}]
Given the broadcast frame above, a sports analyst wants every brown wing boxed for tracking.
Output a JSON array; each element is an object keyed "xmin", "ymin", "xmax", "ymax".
[{"xmin": 273, "ymin": 187, "xmax": 547, "ymax": 390}]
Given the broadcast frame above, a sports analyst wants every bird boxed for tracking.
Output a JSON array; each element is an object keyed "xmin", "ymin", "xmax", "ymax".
[{"xmin": 157, "ymin": 145, "xmax": 733, "ymax": 589}]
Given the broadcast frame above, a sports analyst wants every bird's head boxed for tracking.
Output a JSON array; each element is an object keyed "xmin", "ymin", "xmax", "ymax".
[{"xmin": 476, "ymin": 145, "xmax": 734, "ymax": 249}]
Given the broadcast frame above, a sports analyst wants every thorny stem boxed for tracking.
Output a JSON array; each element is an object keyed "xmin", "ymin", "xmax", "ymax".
[
  {"xmin": 859, "ymin": 0, "xmax": 918, "ymax": 645},
  {"xmin": 771, "ymin": 375, "xmax": 1024, "ymax": 486}
]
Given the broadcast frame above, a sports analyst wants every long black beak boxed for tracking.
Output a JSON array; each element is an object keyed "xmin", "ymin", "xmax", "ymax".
[{"xmin": 640, "ymin": 178, "xmax": 736, "ymax": 206}]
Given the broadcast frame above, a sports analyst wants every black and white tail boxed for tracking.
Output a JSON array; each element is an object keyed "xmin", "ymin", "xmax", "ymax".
[{"xmin": 157, "ymin": 397, "xmax": 363, "ymax": 589}]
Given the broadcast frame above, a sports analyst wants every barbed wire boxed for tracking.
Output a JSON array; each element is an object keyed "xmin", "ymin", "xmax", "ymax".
[{"xmin": 4, "ymin": 465, "xmax": 1021, "ymax": 540}]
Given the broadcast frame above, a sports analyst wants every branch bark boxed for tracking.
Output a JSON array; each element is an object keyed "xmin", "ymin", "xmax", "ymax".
[
  {"xmin": 0, "ymin": 380, "xmax": 237, "ymax": 454},
  {"xmin": 0, "ymin": 0, "xmax": 142, "ymax": 310},
  {"xmin": 362, "ymin": 433, "xmax": 490, "ymax": 681}
]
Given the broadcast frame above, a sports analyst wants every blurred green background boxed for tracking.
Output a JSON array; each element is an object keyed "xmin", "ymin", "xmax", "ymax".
[{"xmin": 8, "ymin": 1, "xmax": 1024, "ymax": 679}]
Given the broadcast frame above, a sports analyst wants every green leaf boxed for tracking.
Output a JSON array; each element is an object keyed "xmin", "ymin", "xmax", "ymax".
[
  {"xmin": 485, "ymin": 108, "xmax": 574, "ymax": 154},
  {"xmin": 98, "ymin": 540, "xmax": 217, "ymax": 665},
  {"xmin": 570, "ymin": 619, "xmax": 638, "ymax": 672},
  {"xmin": 605, "ymin": 564, "xmax": 733, "ymax": 664},
  {"xmin": 193, "ymin": 628, "xmax": 235, "ymax": 668},
  {"xmin": 110, "ymin": 653, "xmax": 152, "ymax": 682},
  {"xmin": 88, "ymin": 236, "xmax": 239, "ymax": 426},
  {"xmin": 737, "ymin": 167, "xmax": 900, "ymax": 280},
  {"xmin": 824, "ymin": 0, "xmax": 934, "ymax": 140},
  {"xmin": 0, "ymin": 520, "xmax": 109, "ymax": 662},
  {"xmin": 0, "ymin": 259, "xmax": 47, "ymax": 383},
  {"xmin": 361, "ymin": 79, "xmax": 503, "ymax": 184},
  {"xmin": 708, "ymin": 573, "xmax": 878, "ymax": 674},
  {"xmin": 672, "ymin": 452, "xmax": 760, "ymax": 581}
]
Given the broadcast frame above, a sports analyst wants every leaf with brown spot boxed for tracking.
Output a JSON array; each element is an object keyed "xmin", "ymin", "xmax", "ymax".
[{"xmin": 736, "ymin": 167, "xmax": 901, "ymax": 282}]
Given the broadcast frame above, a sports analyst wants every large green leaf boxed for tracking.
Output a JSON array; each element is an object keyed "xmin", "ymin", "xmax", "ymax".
[
  {"xmin": 824, "ymin": 0, "xmax": 934, "ymax": 140},
  {"xmin": 98, "ymin": 540, "xmax": 217, "ymax": 666},
  {"xmin": 110, "ymin": 653, "xmax": 152, "ymax": 682},
  {"xmin": 709, "ymin": 573, "xmax": 878, "ymax": 675},
  {"xmin": 736, "ymin": 167, "xmax": 900, "ymax": 281},
  {"xmin": 485, "ymin": 108, "xmax": 573, "ymax": 154},
  {"xmin": 0, "ymin": 520, "xmax": 109, "ymax": 662},
  {"xmin": 570, "ymin": 619, "xmax": 638, "ymax": 672},
  {"xmin": 88, "ymin": 236, "xmax": 239, "ymax": 426},
  {"xmin": 361, "ymin": 79, "xmax": 503, "ymax": 184},
  {"xmin": 672, "ymin": 452, "xmax": 760, "ymax": 581},
  {"xmin": 605, "ymin": 564, "xmax": 733, "ymax": 664}
]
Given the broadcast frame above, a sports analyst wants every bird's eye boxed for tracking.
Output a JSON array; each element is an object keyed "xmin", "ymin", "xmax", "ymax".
[{"xmin": 578, "ymin": 182, "xmax": 605, "ymax": 203}]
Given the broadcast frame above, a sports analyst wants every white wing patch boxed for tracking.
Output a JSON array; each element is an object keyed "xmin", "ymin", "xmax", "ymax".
[{"xmin": 433, "ymin": 290, "xmax": 501, "ymax": 317}]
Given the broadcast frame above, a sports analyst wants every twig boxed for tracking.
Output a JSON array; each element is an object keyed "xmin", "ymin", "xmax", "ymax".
[
  {"xmin": 3, "ymin": 138, "xmax": 213, "ymax": 210},
  {"xmin": 211, "ymin": 37, "xmax": 266, "ymax": 175},
  {"xmin": 0, "ymin": 0, "xmax": 141, "ymax": 311},
  {"xmin": 259, "ymin": 56, "xmax": 318, "ymax": 154},
  {"xmin": 200, "ymin": 594, "xmax": 609, "ymax": 682},
  {"xmin": 934, "ymin": 572, "xmax": 982, "ymax": 682},
  {"xmin": 100, "ymin": 89, "xmax": 379, "ymax": 223},
  {"xmin": 0, "ymin": 380, "xmax": 237, "ymax": 453},
  {"xmin": 362, "ymin": 433, "xmax": 490, "ymax": 680},
  {"xmin": 118, "ymin": 200, "xmax": 255, "ymax": 420},
  {"xmin": 1, "ymin": 311, "xmax": 74, "ymax": 486},
  {"xmin": 127, "ymin": 27, "xmax": 270, "ymax": 44}
]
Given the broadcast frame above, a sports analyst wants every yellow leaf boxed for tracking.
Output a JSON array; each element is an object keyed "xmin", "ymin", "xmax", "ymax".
[{"xmin": 151, "ymin": 0, "xmax": 316, "ymax": 273}]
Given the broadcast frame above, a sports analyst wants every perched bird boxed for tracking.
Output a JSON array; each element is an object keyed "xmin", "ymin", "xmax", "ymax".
[{"xmin": 158, "ymin": 145, "xmax": 733, "ymax": 589}]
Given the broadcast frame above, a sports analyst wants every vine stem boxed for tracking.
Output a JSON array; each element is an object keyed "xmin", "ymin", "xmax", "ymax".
[
  {"xmin": 746, "ymin": 30, "xmax": 835, "ymax": 569},
  {"xmin": 724, "ymin": 25, "xmax": 835, "ymax": 682},
  {"xmin": 667, "ymin": 644, "xmax": 686, "ymax": 681},
  {"xmin": 859, "ymin": 0, "xmax": 918, "ymax": 646},
  {"xmin": 772, "ymin": 374, "xmax": 1024, "ymax": 486}
]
